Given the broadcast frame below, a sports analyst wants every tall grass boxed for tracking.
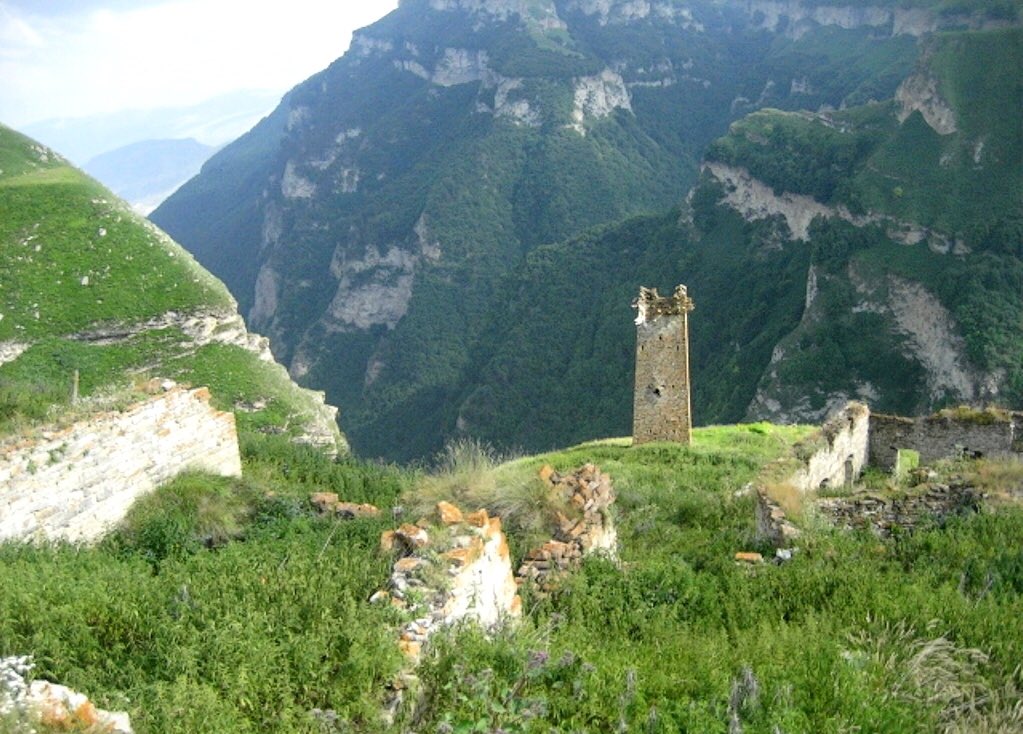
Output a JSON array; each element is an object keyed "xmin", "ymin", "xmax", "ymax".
[
  {"xmin": 403, "ymin": 439, "xmax": 571, "ymax": 555},
  {"xmin": 2, "ymin": 429, "xmax": 1021, "ymax": 732}
]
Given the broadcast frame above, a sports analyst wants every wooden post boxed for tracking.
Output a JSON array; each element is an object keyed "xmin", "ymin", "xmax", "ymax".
[{"xmin": 71, "ymin": 369, "xmax": 80, "ymax": 404}]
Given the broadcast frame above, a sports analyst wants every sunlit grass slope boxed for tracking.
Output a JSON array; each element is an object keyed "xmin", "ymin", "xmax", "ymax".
[
  {"xmin": 0, "ymin": 124, "xmax": 231, "ymax": 341},
  {"xmin": 0, "ymin": 124, "xmax": 340, "ymax": 446}
]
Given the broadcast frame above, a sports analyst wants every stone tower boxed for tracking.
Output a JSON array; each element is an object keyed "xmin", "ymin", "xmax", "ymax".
[{"xmin": 632, "ymin": 285, "xmax": 695, "ymax": 445}]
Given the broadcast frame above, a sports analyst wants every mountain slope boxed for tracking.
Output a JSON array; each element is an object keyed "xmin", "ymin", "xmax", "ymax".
[
  {"xmin": 453, "ymin": 26, "xmax": 1022, "ymax": 454},
  {"xmin": 152, "ymin": 0, "xmax": 970, "ymax": 460},
  {"xmin": 0, "ymin": 124, "xmax": 343, "ymax": 451}
]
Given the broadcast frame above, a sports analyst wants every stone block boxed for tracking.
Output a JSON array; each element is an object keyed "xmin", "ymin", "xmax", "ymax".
[
  {"xmin": 436, "ymin": 501, "xmax": 463, "ymax": 525},
  {"xmin": 336, "ymin": 502, "xmax": 380, "ymax": 519},
  {"xmin": 395, "ymin": 523, "xmax": 430, "ymax": 549},
  {"xmin": 464, "ymin": 509, "xmax": 489, "ymax": 527}
]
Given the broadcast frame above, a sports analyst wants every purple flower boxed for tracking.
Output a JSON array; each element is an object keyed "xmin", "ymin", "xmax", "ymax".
[{"xmin": 527, "ymin": 650, "xmax": 550, "ymax": 670}]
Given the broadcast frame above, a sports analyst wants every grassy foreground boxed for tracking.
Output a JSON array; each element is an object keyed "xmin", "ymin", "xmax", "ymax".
[{"xmin": 1, "ymin": 426, "xmax": 1021, "ymax": 733}]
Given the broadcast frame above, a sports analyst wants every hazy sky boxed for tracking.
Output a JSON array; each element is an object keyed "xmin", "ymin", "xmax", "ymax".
[{"xmin": 0, "ymin": 0, "xmax": 399, "ymax": 128}]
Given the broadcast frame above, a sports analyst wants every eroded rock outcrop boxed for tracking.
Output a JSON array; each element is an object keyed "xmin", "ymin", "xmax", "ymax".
[
  {"xmin": 896, "ymin": 71, "xmax": 957, "ymax": 134},
  {"xmin": 66, "ymin": 306, "xmax": 345, "ymax": 454},
  {"xmin": 705, "ymin": 160, "xmax": 961, "ymax": 252},
  {"xmin": 571, "ymin": 69, "xmax": 632, "ymax": 134}
]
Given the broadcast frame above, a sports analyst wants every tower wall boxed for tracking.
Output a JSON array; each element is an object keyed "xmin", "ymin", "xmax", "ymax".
[{"xmin": 632, "ymin": 286, "xmax": 693, "ymax": 445}]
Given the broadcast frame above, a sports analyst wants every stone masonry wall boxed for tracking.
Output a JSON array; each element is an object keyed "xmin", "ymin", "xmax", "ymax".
[
  {"xmin": 0, "ymin": 386, "xmax": 241, "ymax": 543},
  {"xmin": 633, "ymin": 285, "xmax": 695, "ymax": 445},
  {"xmin": 790, "ymin": 402, "xmax": 870, "ymax": 492},
  {"xmin": 817, "ymin": 480, "xmax": 983, "ymax": 538},
  {"xmin": 756, "ymin": 401, "xmax": 870, "ymax": 545},
  {"xmin": 517, "ymin": 464, "xmax": 617, "ymax": 591},
  {"xmin": 868, "ymin": 410, "xmax": 1022, "ymax": 471},
  {"xmin": 376, "ymin": 503, "xmax": 522, "ymax": 664}
]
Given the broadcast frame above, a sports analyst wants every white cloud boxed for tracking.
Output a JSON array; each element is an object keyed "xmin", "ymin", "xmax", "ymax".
[{"xmin": 0, "ymin": 0, "xmax": 398, "ymax": 127}]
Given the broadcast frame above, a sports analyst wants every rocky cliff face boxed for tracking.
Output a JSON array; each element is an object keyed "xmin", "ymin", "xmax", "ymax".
[{"xmin": 153, "ymin": 0, "xmax": 941, "ymax": 459}]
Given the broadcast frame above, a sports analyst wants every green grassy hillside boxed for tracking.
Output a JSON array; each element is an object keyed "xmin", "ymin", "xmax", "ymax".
[
  {"xmin": 0, "ymin": 125, "xmax": 342, "ymax": 449},
  {"xmin": 0, "ymin": 125, "xmax": 232, "ymax": 341},
  {"xmin": 2, "ymin": 427, "xmax": 1020, "ymax": 732}
]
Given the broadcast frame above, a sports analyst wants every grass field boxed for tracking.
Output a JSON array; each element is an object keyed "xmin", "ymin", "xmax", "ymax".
[{"xmin": 2, "ymin": 426, "xmax": 1019, "ymax": 733}]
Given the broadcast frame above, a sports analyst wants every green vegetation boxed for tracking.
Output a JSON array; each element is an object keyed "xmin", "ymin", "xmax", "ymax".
[
  {"xmin": 0, "ymin": 333, "xmax": 339, "ymax": 445},
  {"xmin": 0, "ymin": 125, "xmax": 340, "ymax": 447},
  {"xmin": 3, "ymin": 426, "xmax": 1021, "ymax": 732},
  {"xmin": 797, "ymin": 0, "xmax": 1021, "ymax": 18},
  {"xmin": 152, "ymin": 0, "xmax": 936, "ymax": 461},
  {"xmin": 0, "ymin": 124, "xmax": 231, "ymax": 343},
  {"xmin": 0, "ymin": 437, "xmax": 404, "ymax": 733}
]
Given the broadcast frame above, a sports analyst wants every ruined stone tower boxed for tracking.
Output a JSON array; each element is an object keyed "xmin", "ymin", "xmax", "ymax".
[{"xmin": 632, "ymin": 285, "xmax": 695, "ymax": 445}]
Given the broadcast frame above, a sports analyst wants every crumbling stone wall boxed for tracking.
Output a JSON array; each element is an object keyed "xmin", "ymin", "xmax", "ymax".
[
  {"xmin": 868, "ymin": 410, "xmax": 1023, "ymax": 471},
  {"xmin": 0, "ymin": 385, "xmax": 241, "ymax": 543},
  {"xmin": 790, "ymin": 402, "xmax": 870, "ymax": 492},
  {"xmin": 817, "ymin": 480, "xmax": 982, "ymax": 537},
  {"xmin": 375, "ymin": 503, "xmax": 522, "ymax": 663},
  {"xmin": 755, "ymin": 401, "xmax": 869, "ymax": 545},
  {"xmin": 375, "ymin": 502, "xmax": 522, "ymax": 724},
  {"xmin": 632, "ymin": 285, "xmax": 695, "ymax": 445},
  {"xmin": 754, "ymin": 489, "xmax": 801, "ymax": 546},
  {"xmin": 517, "ymin": 464, "xmax": 617, "ymax": 590}
]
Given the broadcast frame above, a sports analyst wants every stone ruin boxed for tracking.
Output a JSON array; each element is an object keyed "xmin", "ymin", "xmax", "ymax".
[
  {"xmin": 868, "ymin": 408, "xmax": 1023, "ymax": 470},
  {"xmin": 755, "ymin": 402, "xmax": 1022, "ymax": 544},
  {"xmin": 632, "ymin": 284, "xmax": 695, "ymax": 445},
  {"xmin": 371, "ymin": 463, "xmax": 619, "ymax": 723},
  {"xmin": 0, "ymin": 383, "xmax": 241, "ymax": 544},
  {"xmin": 374, "ymin": 503, "xmax": 522, "ymax": 665},
  {"xmin": 816, "ymin": 480, "xmax": 984, "ymax": 538},
  {"xmin": 1, "ymin": 656, "xmax": 132, "ymax": 733},
  {"xmin": 516, "ymin": 464, "xmax": 618, "ymax": 591},
  {"xmin": 373, "ymin": 502, "xmax": 522, "ymax": 724}
]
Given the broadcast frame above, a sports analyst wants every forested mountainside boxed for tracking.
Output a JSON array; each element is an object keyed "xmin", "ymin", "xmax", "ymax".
[
  {"xmin": 456, "ymin": 26, "xmax": 1023, "ymax": 453},
  {"xmin": 0, "ymin": 125, "xmax": 343, "ymax": 451},
  {"xmin": 152, "ymin": 0, "xmax": 1021, "ymax": 460}
]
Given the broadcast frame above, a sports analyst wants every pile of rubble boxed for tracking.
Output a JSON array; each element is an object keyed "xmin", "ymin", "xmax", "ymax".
[
  {"xmin": 516, "ymin": 464, "xmax": 618, "ymax": 591},
  {"xmin": 373, "ymin": 502, "xmax": 522, "ymax": 664},
  {"xmin": 817, "ymin": 480, "xmax": 983, "ymax": 537},
  {"xmin": 372, "ymin": 501, "xmax": 522, "ymax": 724},
  {"xmin": 309, "ymin": 492, "xmax": 380, "ymax": 519}
]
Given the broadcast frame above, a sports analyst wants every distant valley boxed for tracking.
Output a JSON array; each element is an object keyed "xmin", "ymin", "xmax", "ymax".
[{"xmin": 85, "ymin": 138, "xmax": 218, "ymax": 215}]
